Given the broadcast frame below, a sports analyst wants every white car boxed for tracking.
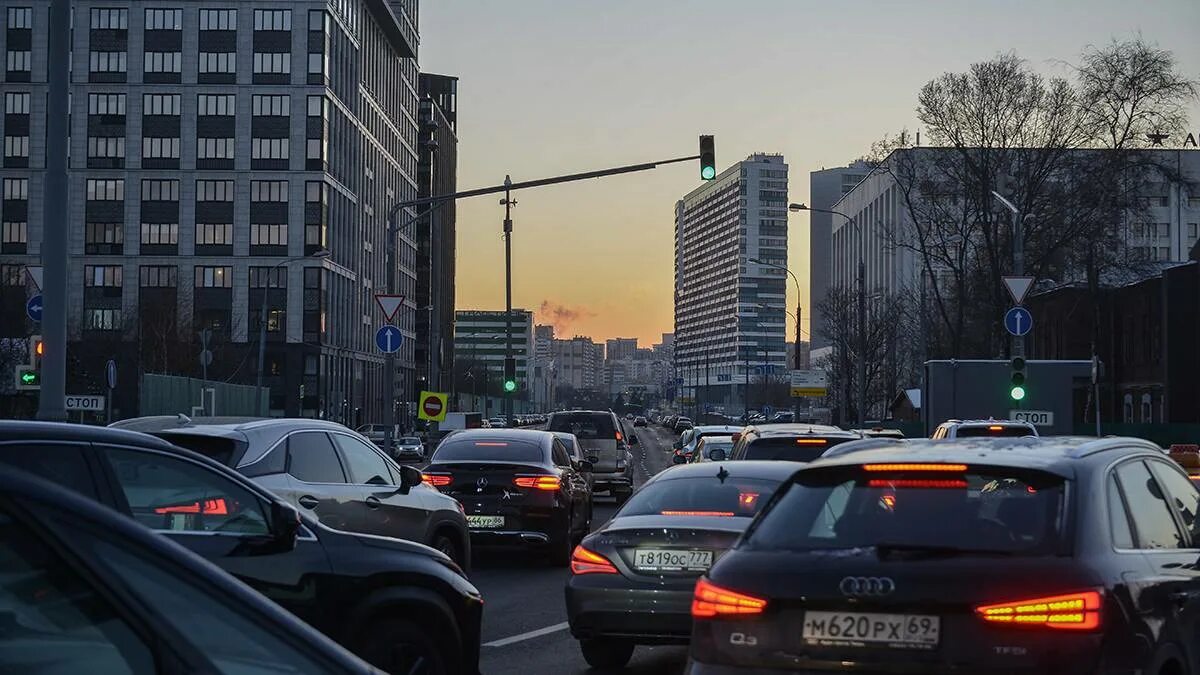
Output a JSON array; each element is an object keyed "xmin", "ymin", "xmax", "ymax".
[{"xmin": 488, "ymin": 417, "xmax": 507, "ymax": 428}]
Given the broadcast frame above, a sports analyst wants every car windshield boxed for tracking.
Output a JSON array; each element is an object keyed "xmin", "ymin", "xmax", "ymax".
[
  {"xmin": 745, "ymin": 466, "xmax": 1067, "ymax": 556},
  {"xmin": 400, "ymin": 437, "xmax": 421, "ymax": 444},
  {"xmin": 548, "ymin": 414, "xmax": 615, "ymax": 440},
  {"xmin": 742, "ymin": 436, "xmax": 852, "ymax": 461},
  {"xmin": 432, "ymin": 439, "xmax": 544, "ymax": 463},
  {"xmin": 620, "ymin": 475, "xmax": 783, "ymax": 518},
  {"xmin": 954, "ymin": 425, "xmax": 1033, "ymax": 438}
]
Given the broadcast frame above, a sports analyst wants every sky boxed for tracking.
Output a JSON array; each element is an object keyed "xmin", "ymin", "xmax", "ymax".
[{"xmin": 418, "ymin": 0, "xmax": 1200, "ymax": 346}]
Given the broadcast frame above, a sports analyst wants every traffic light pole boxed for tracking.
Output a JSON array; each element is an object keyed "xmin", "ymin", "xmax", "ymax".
[{"xmin": 502, "ymin": 178, "xmax": 515, "ymax": 428}]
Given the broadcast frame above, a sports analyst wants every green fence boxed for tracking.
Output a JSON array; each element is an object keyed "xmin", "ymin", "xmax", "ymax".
[{"xmin": 138, "ymin": 374, "xmax": 267, "ymax": 417}]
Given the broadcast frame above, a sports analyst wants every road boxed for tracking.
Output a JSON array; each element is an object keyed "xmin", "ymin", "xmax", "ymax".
[{"xmin": 471, "ymin": 422, "xmax": 688, "ymax": 674}]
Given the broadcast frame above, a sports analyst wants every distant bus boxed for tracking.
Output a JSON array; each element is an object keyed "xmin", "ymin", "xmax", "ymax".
[{"xmin": 442, "ymin": 412, "xmax": 483, "ymax": 431}]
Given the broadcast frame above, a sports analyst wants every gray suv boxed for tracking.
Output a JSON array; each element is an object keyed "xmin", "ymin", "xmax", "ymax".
[
  {"xmin": 547, "ymin": 410, "xmax": 635, "ymax": 502},
  {"xmin": 113, "ymin": 417, "xmax": 471, "ymax": 570}
]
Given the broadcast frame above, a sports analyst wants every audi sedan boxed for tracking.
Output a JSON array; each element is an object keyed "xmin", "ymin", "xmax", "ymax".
[
  {"xmin": 566, "ymin": 461, "xmax": 800, "ymax": 669},
  {"xmin": 688, "ymin": 436, "xmax": 1199, "ymax": 675}
]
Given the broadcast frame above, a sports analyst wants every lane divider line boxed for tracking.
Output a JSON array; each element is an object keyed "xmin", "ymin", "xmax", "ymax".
[{"xmin": 483, "ymin": 621, "xmax": 570, "ymax": 648}]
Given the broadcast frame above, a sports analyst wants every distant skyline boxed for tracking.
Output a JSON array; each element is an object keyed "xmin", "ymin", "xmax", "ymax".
[{"xmin": 419, "ymin": 0, "xmax": 1200, "ymax": 345}]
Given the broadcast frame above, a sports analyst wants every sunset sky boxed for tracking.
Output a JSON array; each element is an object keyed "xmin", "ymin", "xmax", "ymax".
[{"xmin": 419, "ymin": 0, "xmax": 1200, "ymax": 346}]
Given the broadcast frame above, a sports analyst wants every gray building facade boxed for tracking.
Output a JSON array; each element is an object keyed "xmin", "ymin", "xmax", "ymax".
[{"xmin": 807, "ymin": 160, "xmax": 870, "ymax": 350}]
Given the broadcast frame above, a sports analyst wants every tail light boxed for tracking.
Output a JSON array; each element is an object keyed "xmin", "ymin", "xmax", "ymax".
[
  {"xmin": 863, "ymin": 463, "xmax": 967, "ymax": 472},
  {"xmin": 422, "ymin": 473, "xmax": 452, "ymax": 487},
  {"xmin": 514, "ymin": 475, "xmax": 561, "ymax": 491},
  {"xmin": 976, "ymin": 590, "xmax": 1102, "ymax": 630},
  {"xmin": 571, "ymin": 545, "xmax": 617, "ymax": 575},
  {"xmin": 868, "ymin": 479, "xmax": 968, "ymax": 489},
  {"xmin": 154, "ymin": 498, "xmax": 229, "ymax": 515},
  {"xmin": 692, "ymin": 578, "xmax": 767, "ymax": 618},
  {"xmin": 795, "ymin": 438, "xmax": 827, "ymax": 445},
  {"xmin": 661, "ymin": 510, "xmax": 735, "ymax": 517},
  {"xmin": 615, "ymin": 430, "xmax": 624, "ymax": 442}
]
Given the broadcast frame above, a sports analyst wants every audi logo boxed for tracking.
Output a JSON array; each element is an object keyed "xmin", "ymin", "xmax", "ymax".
[{"xmin": 839, "ymin": 576, "xmax": 895, "ymax": 597}]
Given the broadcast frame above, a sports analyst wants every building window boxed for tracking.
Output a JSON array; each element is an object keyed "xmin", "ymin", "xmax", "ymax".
[
  {"xmin": 142, "ymin": 137, "xmax": 180, "ymax": 159},
  {"xmin": 85, "ymin": 265, "xmax": 123, "ymax": 287},
  {"xmin": 198, "ymin": 52, "xmax": 236, "ymax": 74},
  {"xmin": 89, "ymin": 51, "xmax": 128, "ymax": 73},
  {"xmin": 85, "ymin": 179, "xmax": 123, "ymax": 201},
  {"xmin": 195, "ymin": 266, "xmax": 232, "ymax": 288},
  {"xmin": 197, "ymin": 137, "xmax": 234, "ymax": 159},
  {"xmin": 306, "ymin": 138, "xmax": 325, "ymax": 168},
  {"xmin": 1157, "ymin": 222, "xmax": 1170, "ymax": 238},
  {"xmin": 196, "ymin": 180, "xmax": 234, "ymax": 201},
  {"xmin": 140, "ymin": 179, "xmax": 179, "ymax": 201},
  {"xmin": 251, "ymin": 180, "xmax": 287, "ymax": 202},
  {"xmin": 144, "ymin": 8, "xmax": 181, "ymax": 30},
  {"xmin": 251, "ymin": 223, "xmax": 287, "ymax": 247},
  {"xmin": 253, "ymin": 9, "xmax": 291, "ymax": 30},
  {"xmin": 1, "ymin": 221, "xmax": 27, "ymax": 253},
  {"xmin": 304, "ymin": 181, "xmax": 327, "ymax": 253},
  {"xmin": 253, "ymin": 53, "xmax": 290, "ymax": 74},
  {"xmin": 139, "ymin": 266, "xmax": 177, "ymax": 287},
  {"xmin": 307, "ymin": 53, "xmax": 327, "ymax": 84},
  {"xmin": 1189, "ymin": 223, "xmax": 1198, "ymax": 238},
  {"xmin": 7, "ymin": 51, "xmax": 32, "ymax": 75},
  {"xmin": 251, "ymin": 138, "xmax": 289, "ymax": 160},
  {"xmin": 4, "ymin": 93, "xmax": 30, "ymax": 114},
  {"xmin": 3, "ymin": 136, "xmax": 29, "ymax": 162},
  {"xmin": 251, "ymin": 95, "xmax": 289, "ymax": 116},
  {"xmin": 249, "ymin": 267, "xmax": 286, "ymax": 288},
  {"xmin": 87, "ymin": 93, "xmax": 125, "ymax": 115},
  {"xmin": 143, "ymin": 51, "xmax": 181, "ymax": 73},
  {"xmin": 7, "ymin": 7, "xmax": 32, "ymax": 28},
  {"xmin": 198, "ymin": 9, "xmax": 236, "ymax": 30},
  {"xmin": 3, "ymin": 178, "xmax": 28, "ymax": 200},
  {"xmin": 197, "ymin": 94, "xmax": 235, "ymax": 116},
  {"xmin": 87, "ymin": 136, "xmax": 125, "ymax": 159},
  {"xmin": 195, "ymin": 222, "xmax": 232, "ymax": 246},
  {"xmin": 90, "ymin": 8, "xmax": 128, "ymax": 29},
  {"xmin": 143, "ymin": 93, "xmax": 180, "ymax": 116},
  {"xmin": 84, "ymin": 222, "xmax": 123, "ymax": 254},
  {"xmin": 84, "ymin": 309, "xmax": 122, "ymax": 331},
  {"xmin": 140, "ymin": 223, "xmax": 178, "ymax": 246}
]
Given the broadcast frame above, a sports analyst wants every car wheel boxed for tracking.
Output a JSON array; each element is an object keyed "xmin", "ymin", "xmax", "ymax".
[
  {"xmin": 431, "ymin": 532, "xmax": 461, "ymax": 567},
  {"xmin": 579, "ymin": 638, "xmax": 634, "ymax": 669},
  {"xmin": 356, "ymin": 618, "xmax": 448, "ymax": 675}
]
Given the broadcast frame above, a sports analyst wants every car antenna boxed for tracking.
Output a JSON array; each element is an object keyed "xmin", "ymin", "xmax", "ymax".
[
  {"xmin": 716, "ymin": 466, "xmax": 729, "ymax": 483},
  {"xmin": 176, "ymin": 413, "xmax": 192, "ymax": 426}
]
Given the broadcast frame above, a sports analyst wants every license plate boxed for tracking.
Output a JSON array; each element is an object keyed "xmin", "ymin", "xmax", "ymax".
[
  {"xmin": 802, "ymin": 611, "xmax": 939, "ymax": 650},
  {"xmin": 632, "ymin": 548, "xmax": 713, "ymax": 572},
  {"xmin": 467, "ymin": 515, "xmax": 504, "ymax": 529}
]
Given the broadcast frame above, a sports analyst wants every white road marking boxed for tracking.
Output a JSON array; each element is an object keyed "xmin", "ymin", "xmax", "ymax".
[{"xmin": 483, "ymin": 621, "xmax": 570, "ymax": 648}]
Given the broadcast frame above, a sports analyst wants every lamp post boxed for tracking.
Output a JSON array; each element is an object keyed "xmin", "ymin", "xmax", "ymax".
[
  {"xmin": 748, "ymin": 257, "xmax": 803, "ymax": 370},
  {"xmin": 789, "ymin": 202, "xmax": 866, "ymax": 426},
  {"xmin": 257, "ymin": 249, "xmax": 329, "ymax": 416}
]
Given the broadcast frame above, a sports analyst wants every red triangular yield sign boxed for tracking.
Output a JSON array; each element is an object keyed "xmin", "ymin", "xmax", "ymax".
[
  {"xmin": 1003, "ymin": 276, "xmax": 1034, "ymax": 305},
  {"xmin": 375, "ymin": 294, "xmax": 405, "ymax": 322}
]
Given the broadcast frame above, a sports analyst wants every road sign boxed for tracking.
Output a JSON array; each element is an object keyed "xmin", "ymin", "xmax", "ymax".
[
  {"xmin": 1003, "ymin": 276, "xmax": 1035, "ymax": 305},
  {"xmin": 65, "ymin": 395, "xmax": 105, "ymax": 412},
  {"xmin": 1004, "ymin": 306, "xmax": 1033, "ymax": 336},
  {"xmin": 199, "ymin": 350, "xmax": 213, "ymax": 367},
  {"xmin": 105, "ymin": 359, "xmax": 117, "ymax": 390},
  {"xmin": 375, "ymin": 325, "xmax": 403, "ymax": 353},
  {"xmin": 374, "ymin": 294, "xmax": 405, "ymax": 323},
  {"xmin": 418, "ymin": 391, "xmax": 448, "ymax": 422},
  {"xmin": 25, "ymin": 294, "xmax": 42, "ymax": 322},
  {"xmin": 24, "ymin": 266, "xmax": 42, "ymax": 291},
  {"xmin": 14, "ymin": 366, "xmax": 39, "ymax": 390},
  {"xmin": 790, "ymin": 369, "xmax": 828, "ymax": 397},
  {"xmin": 762, "ymin": 404, "xmax": 774, "ymax": 417},
  {"xmin": 1010, "ymin": 409, "xmax": 1054, "ymax": 427}
]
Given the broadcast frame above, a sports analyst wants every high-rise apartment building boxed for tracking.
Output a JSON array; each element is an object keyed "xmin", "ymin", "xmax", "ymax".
[
  {"xmin": 605, "ymin": 337, "xmax": 637, "ymax": 362},
  {"xmin": 552, "ymin": 336, "xmax": 603, "ymax": 391},
  {"xmin": 0, "ymin": 1, "xmax": 422, "ymax": 425},
  {"xmin": 453, "ymin": 309, "xmax": 534, "ymax": 384},
  {"xmin": 808, "ymin": 161, "xmax": 871, "ymax": 349},
  {"xmin": 674, "ymin": 153, "xmax": 789, "ymax": 408}
]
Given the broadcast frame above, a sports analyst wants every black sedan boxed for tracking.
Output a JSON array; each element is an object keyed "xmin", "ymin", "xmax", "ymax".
[
  {"xmin": 566, "ymin": 460, "xmax": 801, "ymax": 668},
  {"xmin": 0, "ymin": 421, "xmax": 482, "ymax": 675},
  {"xmin": 689, "ymin": 436, "xmax": 1198, "ymax": 675},
  {"xmin": 423, "ymin": 429, "xmax": 592, "ymax": 565}
]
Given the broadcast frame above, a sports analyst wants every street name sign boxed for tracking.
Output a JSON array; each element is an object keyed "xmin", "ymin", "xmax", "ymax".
[
  {"xmin": 1004, "ymin": 306, "xmax": 1033, "ymax": 336},
  {"xmin": 374, "ymin": 294, "xmax": 405, "ymax": 323},
  {"xmin": 65, "ymin": 395, "xmax": 105, "ymax": 412},
  {"xmin": 1010, "ymin": 409, "xmax": 1054, "ymax": 427},
  {"xmin": 790, "ymin": 369, "xmax": 828, "ymax": 398},
  {"xmin": 1002, "ymin": 276, "xmax": 1035, "ymax": 305},
  {"xmin": 375, "ymin": 325, "xmax": 403, "ymax": 353}
]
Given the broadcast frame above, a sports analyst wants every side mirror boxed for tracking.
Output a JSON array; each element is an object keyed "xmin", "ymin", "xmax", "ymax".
[
  {"xmin": 265, "ymin": 501, "xmax": 301, "ymax": 554},
  {"xmin": 672, "ymin": 453, "xmax": 688, "ymax": 465},
  {"xmin": 708, "ymin": 448, "xmax": 727, "ymax": 461},
  {"xmin": 399, "ymin": 465, "xmax": 423, "ymax": 493}
]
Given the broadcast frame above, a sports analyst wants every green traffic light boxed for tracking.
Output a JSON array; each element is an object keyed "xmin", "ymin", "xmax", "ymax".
[
  {"xmin": 1010, "ymin": 385, "xmax": 1026, "ymax": 401},
  {"xmin": 701, "ymin": 165, "xmax": 716, "ymax": 180},
  {"xmin": 504, "ymin": 380, "xmax": 517, "ymax": 393},
  {"xmin": 20, "ymin": 372, "xmax": 36, "ymax": 384}
]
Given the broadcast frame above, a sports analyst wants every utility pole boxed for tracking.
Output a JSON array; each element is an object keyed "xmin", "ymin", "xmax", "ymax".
[
  {"xmin": 501, "ymin": 177, "xmax": 516, "ymax": 428},
  {"xmin": 37, "ymin": 0, "xmax": 71, "ymax": 421},
  {"xmin": 857, "ymin": 258, "xmax": 867, "ymax": 426}
]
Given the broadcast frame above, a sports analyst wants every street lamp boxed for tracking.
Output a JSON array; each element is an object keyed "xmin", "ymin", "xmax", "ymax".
[
  {"xmin": 747, "ymin": 257, "xmax": 804, "ymax": 372},
  {"xmin": 256, "ymin": 249, "xmax": 330, "ymax": 416},
  {"xmin": 789, "ymin": 203, "xmax": 867, "ymax": 426}
]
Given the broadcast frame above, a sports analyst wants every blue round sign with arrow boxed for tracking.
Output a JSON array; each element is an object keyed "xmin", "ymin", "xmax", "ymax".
[
  {"xmin": 26, "ymin": 294, "xmax": 43, "ymax": 322},
  {"xmin": 1004, "ymin": 306, "xmax": 1033, "ymax": 336},
  {"xmin": 375, "ymin": 325, "xmax": 403, "ymax": 353}
]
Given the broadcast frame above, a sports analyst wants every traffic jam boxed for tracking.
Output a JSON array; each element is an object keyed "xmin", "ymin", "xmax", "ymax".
[{"xmin": 4, "ymin": 411, "xmax": 1200, "ymax": 675}]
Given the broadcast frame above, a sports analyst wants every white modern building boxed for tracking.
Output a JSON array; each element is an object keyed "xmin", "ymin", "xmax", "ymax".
[
  {"xmin": 552, "ymin": 336, "xmax": 603, "ymax": 391},
  {"xmin": 808, "ymin": 161, "xmax": 871, "ymax": 349},
  {"xmin": 674, "ymin": 153, "xmax": 789, "ymax": 410},
  {"xmin": 454, "ymin": 309, "xmax": 535, "ymax": 383}
]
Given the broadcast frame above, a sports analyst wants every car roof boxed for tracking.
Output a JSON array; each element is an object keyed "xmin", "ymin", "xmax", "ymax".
[
  {"xmin": 746, "ymin": 424, "xmax": 859, "ymax": 438},
  {"xmin": 939, "ymin": 419, "xmax": 1035, "ymax": 427},
  {"xmin": 442, "ymin": 428, "xmax": 555, "ymax": 445},
  {"xmin": 145, "ymin": 418, "xmax": 363, "ymax": 466},
  {"xmin": 0, "ymin": 420, "xmax": 180, "ymax": 450},
  {"xmin": 692, "ymin": 425, "xmax": 743, "ymax": 433},
  {"xmin": 652, "ymin": 459, "xmax": 808, "ymax": 482},
  {"xmin": 804, "ymin": 436, "xmax": 1166, "ymax": 477}
]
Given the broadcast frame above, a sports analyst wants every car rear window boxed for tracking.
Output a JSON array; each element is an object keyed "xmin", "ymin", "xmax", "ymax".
[
  {"xmin": 954, "ymin": 425, "xmax": 1033, "ymax": 438},
  {"xmin": 745, "ymin": 465, "xmax": 1067, "ymax": 556},
  {"xmin": 400, "ymin": 437, "xmax": 421, "ymax": 444},
  {"xmin": 619, "ymin": 475, "xmax": 784, "ymax": 518},
  {"xmin": 548, "ymin": 414, "xmax": 615, "ymax": 440},
  {"xmin": 743, "ymin": 436, "xmax": 852, "ymax": 461},
  {"xmin": 432, "ymin": 439, "xmax": 544, "ymax": 463},
  {"xmin": 154, "ymin": 433, "xmax": 241, "ymax": 467}
]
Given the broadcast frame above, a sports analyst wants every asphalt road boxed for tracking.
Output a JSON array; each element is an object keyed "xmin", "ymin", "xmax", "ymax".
[{"xmin": 472, "ymin": 422, "xmax": 688, "ymax": 674}]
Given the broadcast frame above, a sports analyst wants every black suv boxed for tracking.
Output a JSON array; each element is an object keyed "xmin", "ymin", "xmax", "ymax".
[
  {"xmin": 689, "ymin": 436, "xmax": 1200, "ymax": 675},
  {"xmin": 0, "ymin": 421, "xmax": 482, "ymax": 675},
  {"xmin": 728, "ymin": 424, "xmax": 862, "ymax": 461}
]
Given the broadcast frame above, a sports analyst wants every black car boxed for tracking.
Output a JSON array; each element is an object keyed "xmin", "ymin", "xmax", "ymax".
[
  {"xmin": 0, "ymin": 421, "xmax": 483, "ymax": 675},
  {"xmin": 567, "ymin": 461, "xmax": 802, "ymax": 668},
  {"xmin": 689, "ymin": 436, "xmax": 1198, "ymax": 675},
  {"xmin": 424, "ymin": 429, "xmax": 592, "ymax": 564},
  {"xmin": 728, "ymin": 424, "xmax": 862, "ymax": 461},
  {"xmin": 0, "ymin": 466, "xmax": 379, "ymax": 674},
  {"xmin": 112, "ymin": 416, "xmax": 472, "ymax": 570}
]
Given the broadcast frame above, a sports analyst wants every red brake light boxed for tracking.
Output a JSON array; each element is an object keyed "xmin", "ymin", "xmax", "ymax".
[
  {"xmin": 976, "ymin": 590, "xmax": 1102, "ymax": 630},
  {"xmin": 868, "ymin": 479, "xmax": 968, "ymax": 489},
  {"xmin": 795, "ymin": 438, "xmax": 827, "ymax": 445},
  {"xmin": 154, "ymin": 498, "xmax": 229, "ymax": 515},
  {"xmin": 988, "ymin": 425, "xmax": 1005, "ymax": 432},
  {"xmin": 422, "ymin": 473, "xmax": 452, "ymax": 487},
  {"xmin": 692, "ymin": 578, "xmax": 767, "ymax": 618},
  {"xmin": 615, "ymin": 430, "xmax": 623, "ymax": 442},
  {"xmin": 738, "ymin": 492, "xmax": 760, "ymax": 509},
  {"xmin": 863, "ymin": 463, "xmax": 968, "ymax": 472},
  {"xmin": 661, "ymin": 510, "xmax": 735, "ymax": 517},
  {"xmin": 571, "ymin": 545, "xmax": 617, "ymax": 575},
  {"xmin": 475, "ymin": 442, "xmax": 508, "ymax": 446},
  {"xmin": 514, "ymin": 475, "xmax": 561, "ymax": 491}
]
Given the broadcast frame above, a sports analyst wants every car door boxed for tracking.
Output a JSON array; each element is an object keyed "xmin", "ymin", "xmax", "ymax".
[
  {"xmin": 330, "ymin": 431, "xmax": 429, "ymax": 543},
  {"xmin": 0, "ymin": 439, "xmax": 110, "ymax": 504},
  {"xmin": 93, "ymin": 443, "xmax": 333, "ymax": 627},
  {"xmin": 1145, "ymin": 458, "xmax": 1200, "ymax": 669},
  {"xmin": 280, "ymin": 430, "xmax": 365, "ymax": 531},
  {"xmin": 1113, "ymin": 457, "xmax": 1200, "ymax": 667},
  {"xmin": 551, "ymin": 439, "xmax": 585, "ymax": 531}
]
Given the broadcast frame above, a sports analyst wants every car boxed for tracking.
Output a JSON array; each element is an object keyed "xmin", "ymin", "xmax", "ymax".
[
  {"xmin": 687, "ymin": 435, "xmax": 1200, "ymax": 675},
  {"xmin": 356, "ymin": 423, "xmax": 401, "ymax": 447},
  {"xmin": 115, "ymin": 416, "xmax": 472, "ymax": 570},
  {"xmin": 488, "ymin": 417, "xmax": 508, "ymax": 428},
  {"xmin": 768, "ymin": 411, "xmax": 796, "ymax": 423},
  {"xmin": 0, "ymin": 465, "xmax": 380, "ymax": 674},
  {"xmin": 674, "ymin": 425, "xmax": 744, "ymax": 463},
  {"xmin": 853, "ymin": 426, "xmax": 907, "ymax": 439},
  {"xmin": 674, "ymin": 417, "xmax": 695, "ymax": 433},
  {"xmin": 728, "ymin": 424, "xmax": 862, "ymax": 461},
  {"xmin": 392, "ymin": 435, "xmax": 426, "ymax": 461},
  {"xmin": 566, "ymin": 461, "xmax": 803, "ymax": 669},
  {"xmin": 634, "ymin": 416, "xmax": 649, "ymax": 427},
  {"xmin": 0, "ymin": 421, "xmax": 483, "ymax": 675},
  {"xmin": 548, "ymin": 410, "xmax": 636, "ymax": 503},
  {"xmin": 689, "ymin": 436, "xmax": 735, "ymax": 463},
  {"xmin": 552, "ymin": 430, "xmax": 596, "ymax": 493},
  {"xmin": 423, "ymin": 429, "xmax": 593, "ymax": 564},
  {"xmin": 931, "ymin": 419, "xmax": 1038, "ymax": 439}
]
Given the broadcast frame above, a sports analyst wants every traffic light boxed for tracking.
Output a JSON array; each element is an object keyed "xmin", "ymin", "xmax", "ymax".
[
  {"xmin": 699, "ymin": 135, "xmax": 716, "ymax": 180},
  {"xmin": 30, "ymin": 334, "xmax": 42, "ymax": 365},
  {"xmin": 14, "ymin": 365, "xmax": 39, "ymax": 390},
  {"xmin": 1010, "ymin": 357, "xmax": 1026, "ymax": 401},
  {"xmin": 503, "ymin": 357, "xmax": 517, "ymax": 393}
]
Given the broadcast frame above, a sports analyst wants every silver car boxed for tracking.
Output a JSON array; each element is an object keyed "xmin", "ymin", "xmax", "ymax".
[
  {"xmin": 547, "ymin": 410, "xmax": 635, "ymax": 503},
  {"xmin": 392, "ymin": 436, "xmax": 425, "ymax": 462}
]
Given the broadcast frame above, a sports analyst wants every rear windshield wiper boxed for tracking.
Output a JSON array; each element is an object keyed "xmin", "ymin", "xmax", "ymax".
[{"xmin": 872, "ymin": 542, "xmax": 1015, "ymax": 559}]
